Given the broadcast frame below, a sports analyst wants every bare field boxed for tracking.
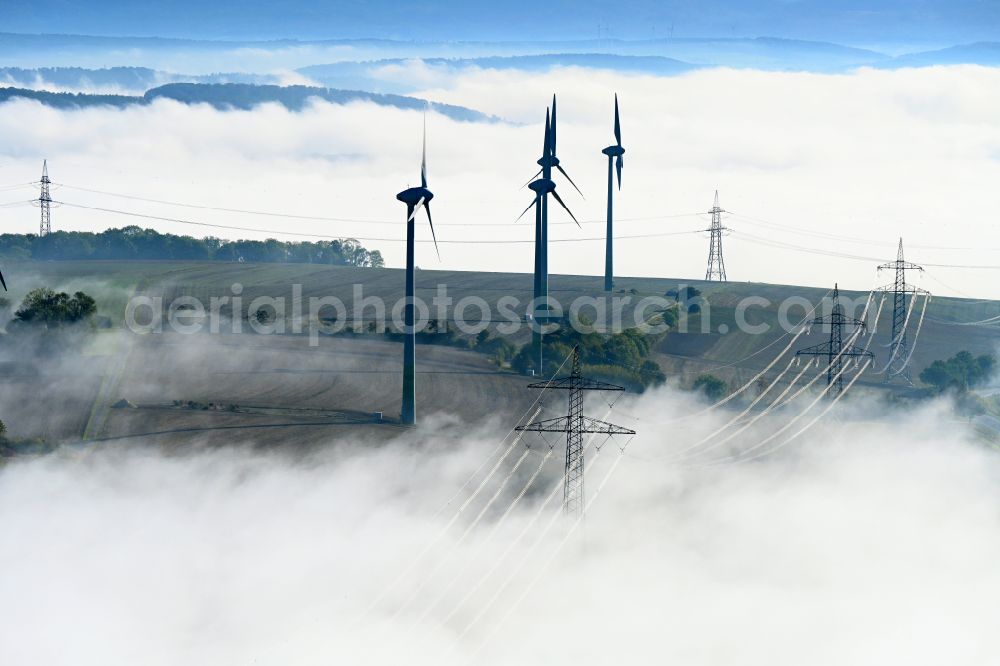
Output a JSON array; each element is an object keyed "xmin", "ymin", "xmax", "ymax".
[
  {"xmin": 2, "ymin": 260, "xmax": 999, "ymax": 447},
  {"xmin": 94, "ymin": 332, "xmax": 536, "ymax": 447}
]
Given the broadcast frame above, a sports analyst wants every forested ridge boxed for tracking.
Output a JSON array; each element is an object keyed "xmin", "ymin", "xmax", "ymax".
[{"xmin": 0, "ymin": 226, "xmax": 385, "ymax": 266}]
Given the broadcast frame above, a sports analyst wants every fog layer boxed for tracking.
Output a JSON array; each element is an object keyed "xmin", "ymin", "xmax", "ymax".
[{"xmin": 1, "ymin": 391, "xmax": 998, "ymax": 665}]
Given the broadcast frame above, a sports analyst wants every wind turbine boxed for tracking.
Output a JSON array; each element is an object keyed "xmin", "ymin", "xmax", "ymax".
[
  {"xmin": 517, "ymin": 97, "xmax": 581, "ymax": 373},
  {"xmin": 602, "ymin": 94, "xmax": 624, "ymax": 292},
  {"xmin": 395, "ymin": 119, "xmax": 439, "ymax": 425}
]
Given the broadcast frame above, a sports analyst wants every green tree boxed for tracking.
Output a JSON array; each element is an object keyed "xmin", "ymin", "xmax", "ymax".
[
  {"xmin": 14, "ymin": 288, "xmax": 97, "ymax": 327},
  {"xmin": 639, "ymin": 360, "xmax": 666, "ymax": 387},
  {"xmin": 692, "ymin": 374, "xmax": 728, "ymax": 401},
  {"xmin": 919, "ymin": 351, "xmax": 996, "ymax": 393}
]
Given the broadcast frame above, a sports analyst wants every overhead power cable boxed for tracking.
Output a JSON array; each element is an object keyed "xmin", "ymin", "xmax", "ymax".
[
  {"xmin": 0, "ymin": 182, "xmax": 38, "ymax": 192},
  {"xmin": 728, "ymin": 211, "xmax": 1000, "ymax": 252},
  {"xmin": 731, "ymin": 230, "xmax": 1000, "ymax": 270},
  {"xmin": 52, "ymin": 199, "xmax": 705, "ymax": 244},
  {"xmin": 52, "ymin": 182, "xmax": 705, "ymax": 227},
  {"xmin": 704, "ymin": 360, "xmax": 872, "ymax": 467}
]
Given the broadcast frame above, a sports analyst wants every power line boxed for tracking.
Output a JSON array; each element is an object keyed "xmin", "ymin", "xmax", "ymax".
[
  {"xmin": 0, "ymin": 199, "xmax": 34, "ymax": 208},
  {"xmin": 30, "ymin": 183, "xmax": 1000, "ymax": 265},
  {"xmin": 729, "ymin": 211, "xmax": 1000, "ymax": 252},
  {"xmin": 53, "ymin": 199, "xmax": 705, "ymax": 244},
  {"xmin": 9, "ymin": 180, "xmax": 999, "ymax": 272},
  {"xmin": 732, "ymin": 230, "xmax": 1000, "ymax": 270},
  {"xmin": 0, "ymin": 182, "xmax": 38, "ymax": 192},
  {"xmin": 53, "ymin": 182, "xmax": 704, "ymax": 227}
]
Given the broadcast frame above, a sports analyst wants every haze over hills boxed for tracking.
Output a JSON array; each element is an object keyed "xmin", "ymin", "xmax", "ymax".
[
  {"xmin": 3, "ymin": 38, "xmax": 1000, "ymax": 110},
  {"xmin": 4, "ymin": 34, "xmax": 1000, "ymax": 95},
  {"xmin": 881, "ymin": 42, "xmax": 1000, "ymax": 68}
]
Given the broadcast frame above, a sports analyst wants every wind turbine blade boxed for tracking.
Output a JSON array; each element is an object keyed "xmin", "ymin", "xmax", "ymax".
[
  {"xmin": 542, "ymin": 108, "xmax": 551, "ymax": 161},
  {"xmin": 515, "ymin": 197, "xmax": 538, "ymax": 222},
  {"xmin": 421, "ymin": 116, "xmax": 427, "ymax": 189},
  {"xmin": 613, "ymin": 93, "xmax": 621, "ymax": 146},
  {"xmin": 0, "ymin": 269, "xmax": 6, "ymax": 291},
  {"xmin": 550, "ymin": 94, "xmax": 557, "ymax": 154},
  {"xmin": 425, "ymin": 202, "xmax": 440, "ymax": 260},
  {"xmin": 616, "ymin": 155, "xmax": 623, "ymax": 190},
  {"xmin": 550, "ymin": 189, "xmax": 580, "ymax": 228},
  {"xmin": 521, "ymin": 168, "xmax": 542, "ymax": 189},
  {"xmin": 408, "ymin": 197, "xmax": 425, "ymax": 222},
  {"xmin": 555, "ymin": 164, "xmax": 584, "ymax": 198}
]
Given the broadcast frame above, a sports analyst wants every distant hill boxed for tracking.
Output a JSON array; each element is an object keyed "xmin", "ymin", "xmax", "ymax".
[
  {"xmin": 0, "ymin": 87, "xmax": 134, "ymax": 108},
  {"xmin": 0, "ymin": 82, "xmax": 496, "ymax": 121},
  {"xmin": 2, "ymin": 35, "xmax": 999, "ymax": 104},
  {"xmin": 0, "ymin": 66, "xmax": 164, "ymax": 90},
  {"xmin": 882, "ymin": 42, "xmax": 1000, "ymax": 68},
  {"xmin": 6, "ymin": 33, "xmax": 1000, "ymax": 81},
  {"xmin": 142, "ymin": 83, "xmax": 494, "ymax": 120},
  {"xmin": 0, "ymin": 32, "xmax": 892, "ymax": 74},
  {"xmin": 300, "ymin": 54, "xmax": 700, "ymax": 92},
  {"xmin": 0, "ymin": 66, "xmax": 282, "ymax": 93}
]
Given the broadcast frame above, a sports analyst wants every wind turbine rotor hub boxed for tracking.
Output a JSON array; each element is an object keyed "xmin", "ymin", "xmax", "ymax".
[
  {"xmin": 528, "ymin": 178, "xmax": 556, "ymax": 195},
  {"xmin": 396, "ymin": 186, "xmax": 434, "ymax": 206}
]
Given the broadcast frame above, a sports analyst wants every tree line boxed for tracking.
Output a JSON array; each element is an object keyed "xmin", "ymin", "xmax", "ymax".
[{"xmin": 0, "ymin": 226, "xmax": 385, "ymax": 267}]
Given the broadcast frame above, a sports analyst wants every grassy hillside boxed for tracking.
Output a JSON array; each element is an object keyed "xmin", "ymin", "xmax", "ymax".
[
  {"xmin": 9, "ymin": 259, "xmax": 999, "ymax": 378},
  {"xmin": 1, "ymin": 259, "xmax": 997, "ymax": 446}
]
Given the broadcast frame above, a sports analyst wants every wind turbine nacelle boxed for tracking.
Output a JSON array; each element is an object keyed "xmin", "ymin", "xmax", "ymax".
[
  {"xmin": 602, "ymin": 145, "xmax": 625, "ymax": 157},
  {"xmin": 528, "ymin": 178, "xmax": 556, "ymax": 195},
  {"xmin": 396, "ymin": 186, "xmax": 434, "ymax": 206},
  {"xmin": 536, "ymin": 155, "xmax": 560, "ymax": 168}
]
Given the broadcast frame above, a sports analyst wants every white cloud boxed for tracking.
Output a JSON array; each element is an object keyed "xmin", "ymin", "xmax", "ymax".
[
  {"xmin": 0, "ymin": 65, "xmax": 998, "ymax": 296},
  {"xmin": 1, "ymin": 390, "xmax": 998, "ymax": 665}
]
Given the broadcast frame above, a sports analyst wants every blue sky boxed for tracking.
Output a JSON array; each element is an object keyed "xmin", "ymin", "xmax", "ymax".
[{"xmin": 0, "ymin": 0, "xmax": 997, "ymax": 45}]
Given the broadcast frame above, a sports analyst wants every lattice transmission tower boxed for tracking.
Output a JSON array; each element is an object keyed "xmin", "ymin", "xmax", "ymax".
[
  {"xmin": 796, "ymin": 284, "xmax": 874, "ymax": 398},
  {"xmin": 876, "ymin": 239, "xmax": 926, "ymax": 385},
  {"xmin": 704, "ymin": 190, "xmax": 727, "ymax": 281},
  {"xmin": 516, "ymin": 346, "xmax": 635, "ymax": 515},
  {"xmin": 38, "ymin": 160, "xmax": 52, "ymax": 236}
]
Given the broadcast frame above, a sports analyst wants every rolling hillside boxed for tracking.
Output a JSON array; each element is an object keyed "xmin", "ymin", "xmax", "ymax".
[{"xmin": 0, "ymin": 259, "xmax": 995, "ymax": 449}]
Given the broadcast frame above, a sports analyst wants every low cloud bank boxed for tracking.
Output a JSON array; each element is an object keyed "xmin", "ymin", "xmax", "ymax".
[{"xmin": 1, "ymin": 389, "xmax": 998, "ymax": 664}]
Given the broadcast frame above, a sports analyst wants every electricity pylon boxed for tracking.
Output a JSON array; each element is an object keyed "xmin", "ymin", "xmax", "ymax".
[
  {"xmin": 39, "ymin": 160, "xmax": 51, "ymax": 236},
  {"xmin": 516, "ymin": 346, "xmax": 634, "ymax": 515},
  {"xmin": 796, "ymin": 284, "xmax": 873, "ymax": 398},
  {"xmin": 876, "ymin": 238, "xmax": 926, "ymax": 385},
  {"xmin": 704, "ymin": 190, "xmax": 727, "ymax": 281}
]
